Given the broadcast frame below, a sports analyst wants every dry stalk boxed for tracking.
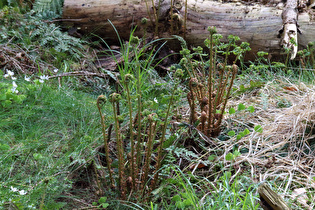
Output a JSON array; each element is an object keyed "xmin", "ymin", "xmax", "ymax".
[
  {"xmin": 110, "ymin": 93, "xmax": 126, "ymax": 199},
  {"xmin": 96, "ymin": 95, "xmax": 114, "ymax": 187}
]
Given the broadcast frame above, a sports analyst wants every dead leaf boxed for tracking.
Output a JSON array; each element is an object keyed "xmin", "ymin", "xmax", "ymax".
[
  {"xmin": 291, "ymin": 188, "xmax": 311, "ymax": 210},
  {"xmin": 189, "ymin": 163, "xmax": 206, "ymax": 170},
  {"xmin": 283, "ymin": 86, "xmax": 298, "ymax": 91}
]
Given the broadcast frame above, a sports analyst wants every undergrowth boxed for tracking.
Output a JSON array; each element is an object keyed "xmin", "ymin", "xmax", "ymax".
[
  {"xmin": 0, "ymin": 77, "xmax": 104, "ymax": 208},
  {"xmin": 0, "ymin": 6, "xmax": 86, "ymax": 72},
  {"xmin": 1, "ymin": 4, "xmax": 315, "ymax": 210}
]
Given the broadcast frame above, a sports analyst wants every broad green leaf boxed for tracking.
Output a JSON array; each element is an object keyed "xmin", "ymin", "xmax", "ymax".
[
  {"xmin": 239, "ymin": 131, "xmax": 245, "ymax": 137},
  {"xmin": 98, "ymin": 197, "xmax": 107, "ymax": 204},
  {"xmin": 238, "ymin": 103, "xmax": 246, "ymax": 111},
  {"xmin": 244, "ymin": 128, "xmax": 250, "ymax": 135},
  {"xmin": 229, "ymin": 107, "xmax": 236, "ymax": 114},
  {"xmin": 247, "ymin": 105, "xmax": 255, "ymax": 113},
  {"xmin": 228, "ymin": 130, "xmax": 235, "ymax": 136},
  {"xmin": 225, "ymin": 153, "xmax": 234, "ymax": 161},
  {"xmin": 254, "ymin": 125, "xmax": 263, "ymax": 133},
  {"xmin": 101, "ymin": 203, "xmax": 109, "ymax": 208}
]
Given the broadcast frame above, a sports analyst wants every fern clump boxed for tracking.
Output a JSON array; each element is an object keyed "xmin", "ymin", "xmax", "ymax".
[
  {"xmin": 33, "ymin": 0, "xmax": 64, "ymax": 19},
  {"xmin": 0, "ymin": 7, "xmax": 85, "ymax": 71}
]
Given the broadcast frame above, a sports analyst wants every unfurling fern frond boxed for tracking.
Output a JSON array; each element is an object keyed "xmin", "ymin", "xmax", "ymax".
[{"xmin": 172, "ymin": 35, "xmax": 187, "ymax": 49}]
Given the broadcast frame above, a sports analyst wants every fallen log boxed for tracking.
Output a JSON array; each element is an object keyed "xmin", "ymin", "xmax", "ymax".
[{"xmin": 62, "ymin": 0, "xmax": 315, "ymax": 60}]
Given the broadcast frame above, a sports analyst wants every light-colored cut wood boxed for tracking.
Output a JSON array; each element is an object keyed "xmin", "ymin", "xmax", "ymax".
[{"xmin": 62, "ymin": 0, "xmax": 315, "ymax": 60}]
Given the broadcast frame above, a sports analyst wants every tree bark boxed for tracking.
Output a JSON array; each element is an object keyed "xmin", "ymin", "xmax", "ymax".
[
  {"xmin": 62, "ymin": 0, "xmax": 315, "ymax": 60},
  {"xmin": 258, "ymin": 183, "xmax": 291, "ymax": 210},
  {"xmin": 280, "ymin": 0, "xmax": 298, "ymax": 59}
]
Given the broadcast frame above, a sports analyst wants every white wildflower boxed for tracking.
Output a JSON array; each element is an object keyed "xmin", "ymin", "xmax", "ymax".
[
  {"xmin": 27, "ymin": 205, "xmax": 36, "ymax": 209},
  {"xmin": 4, "ymin": 70, "xmax": 14, "ymax": 78},
  {"xmin": 24, "ymin": 76, "xmax": 31, "ymax": 82},
  {"xmin": 11, "ymin": 81, "xmax": 18, "ymax": 93},
  {"xmin": 53, "ymin": 68, "xmax": 59, "ymax": 73},
  {"xmin": 19, "ymin": 190, "xmax": 27, "ymax": 195},
  {"xmin": 8, "ymin": 70, "xmax": 14, "ymax": 76},
  {"xmin": 7, "ymin": 70, "xmax": 14, "ymax": 76},
  {"xmin": 10, "ymin": 186, "xmax": 18, "ymax": 192},
  {"xmin": 40, "ymin": 75, "xmax": 49, "ymax": 80},
  {"xmin": 11, "ymin": 77, "xmax": 17, "ymax": 80},
  {"xmin": 4, "ymin": 70, "xmax": 15, "ymax": 78},
  {"xmin": 39, "ymin": 75, "xmax": 49, "ymax": 83},
  {"xmin": 154, "ymin": 97, "xmax": 158, "ymax": 103}
]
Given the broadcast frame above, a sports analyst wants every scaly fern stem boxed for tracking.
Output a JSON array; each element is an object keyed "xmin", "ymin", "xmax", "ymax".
[
  {"xmin": 112, "ymin": 100, "xmax": 126, "ymax": 199},
  {"xmin": 96, "ymin": 96, "xmax": 114, "ymax": 187},
  {"xmin": 125, "ymin": 85, "xmax": 136, "ymax": 189},
  {"xmin": 135, "ymin": 94, "xmax": 142, "ymax": 189},
  {"xmin": 217, "ymin": 65, "xmax": 238, "ymax": 127},
  {"xmin": 141, "ymin": 119, "xmax": 157, "ymax": 194},
  {"xmin": 150, "ymin": 81, "xmax": 178, "ymax": 191},
  {"xmin": 207, "ymin": 32, "xmax": 214, "ymax": 136}
]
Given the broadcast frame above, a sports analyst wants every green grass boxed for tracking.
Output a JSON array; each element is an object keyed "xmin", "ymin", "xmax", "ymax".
[
  {"xmin": 0, "ymin": 79, "xmax": 107, "ymax": 208},
  {"xmin": 149, "ymin": 167, "xmax": 260, "ymax": 210},
  {"xmin": 0, "ymin": 70, "xmax": 263, "ymax": 209},
  {"xmin": 1, "ymin": 6, "xmax": 315, "ymax": 209}
]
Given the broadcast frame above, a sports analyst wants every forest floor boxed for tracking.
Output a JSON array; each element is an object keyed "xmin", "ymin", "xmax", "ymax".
[{"xmin": 1, "ymin": 7, "xmax": 315, "ymax": 209}]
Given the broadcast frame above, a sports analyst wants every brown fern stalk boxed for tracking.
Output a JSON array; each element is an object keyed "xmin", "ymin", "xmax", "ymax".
[
  {"xmin": 141, "ymin": 115, "xmax": 157, "ymax": 194},
  {"xmin": 150, "ymin": 82, "xmax": 178, "ymax": 192},
  {"xmin": 216, "ymin": 64, "xmax": 238, "ymax": 127},
  {"xmin": 211, "ymin": 45, "xmax": 231, "ymax": 134},
  {"xmin": 207, "ymin": 28, "xmax": 214, "ymax": 136},
  {"xmin": 187, "ymin": 92, "xmax": 197, "ymax": 124},
  {"xmin": 96, "ymin": 95, "xmax": 114, "ymax": 187},
  {"xmin": 135, "ymin": 93, "xmax": 143, "ymax": 190},
  {"xmin": 217, "ymin": 66, "xmax": 232, "ymax": 109},
  {"xmin": 124, "ymin": 75, "xmax": 136, "ymax": 189},
  {"xmin": 110, "ymin": 93, "xmax": 126, "ymax": 199},
  {"xmin": 215, "ymin": 43, "xmax": 231, "ymax": 110},
  {"xmin": 92, "ymin": 159, "xmax": 103, "ymax": 196}
]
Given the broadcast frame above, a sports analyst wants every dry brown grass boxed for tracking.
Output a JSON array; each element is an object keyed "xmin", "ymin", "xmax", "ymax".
[{"xmin": 219, "ymin": 79, "xmax": 315, "ymax": 208}]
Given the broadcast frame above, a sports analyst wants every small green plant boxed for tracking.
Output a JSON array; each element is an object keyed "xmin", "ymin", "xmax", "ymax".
[
  {"xmin": 175, "ymin": 27, "xmax": 251, "ymax": 137},
  {"xmin": 227, "ymin": 103, "xmax": 263, "ymax": 141},
  {"xmin": 0, "ymin": 70, "xmax": 27, "ymax": 108},
  {"xmin": 96, "ymin": 30, "xmax": 182, "ymax": 200},
  {"xmin": 297, "ymin": 41, "xmax": 315, "ymax": 69},
  {"xmin": 92, "ymin": 196, "xmax": 110, "ymax": 209}
]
